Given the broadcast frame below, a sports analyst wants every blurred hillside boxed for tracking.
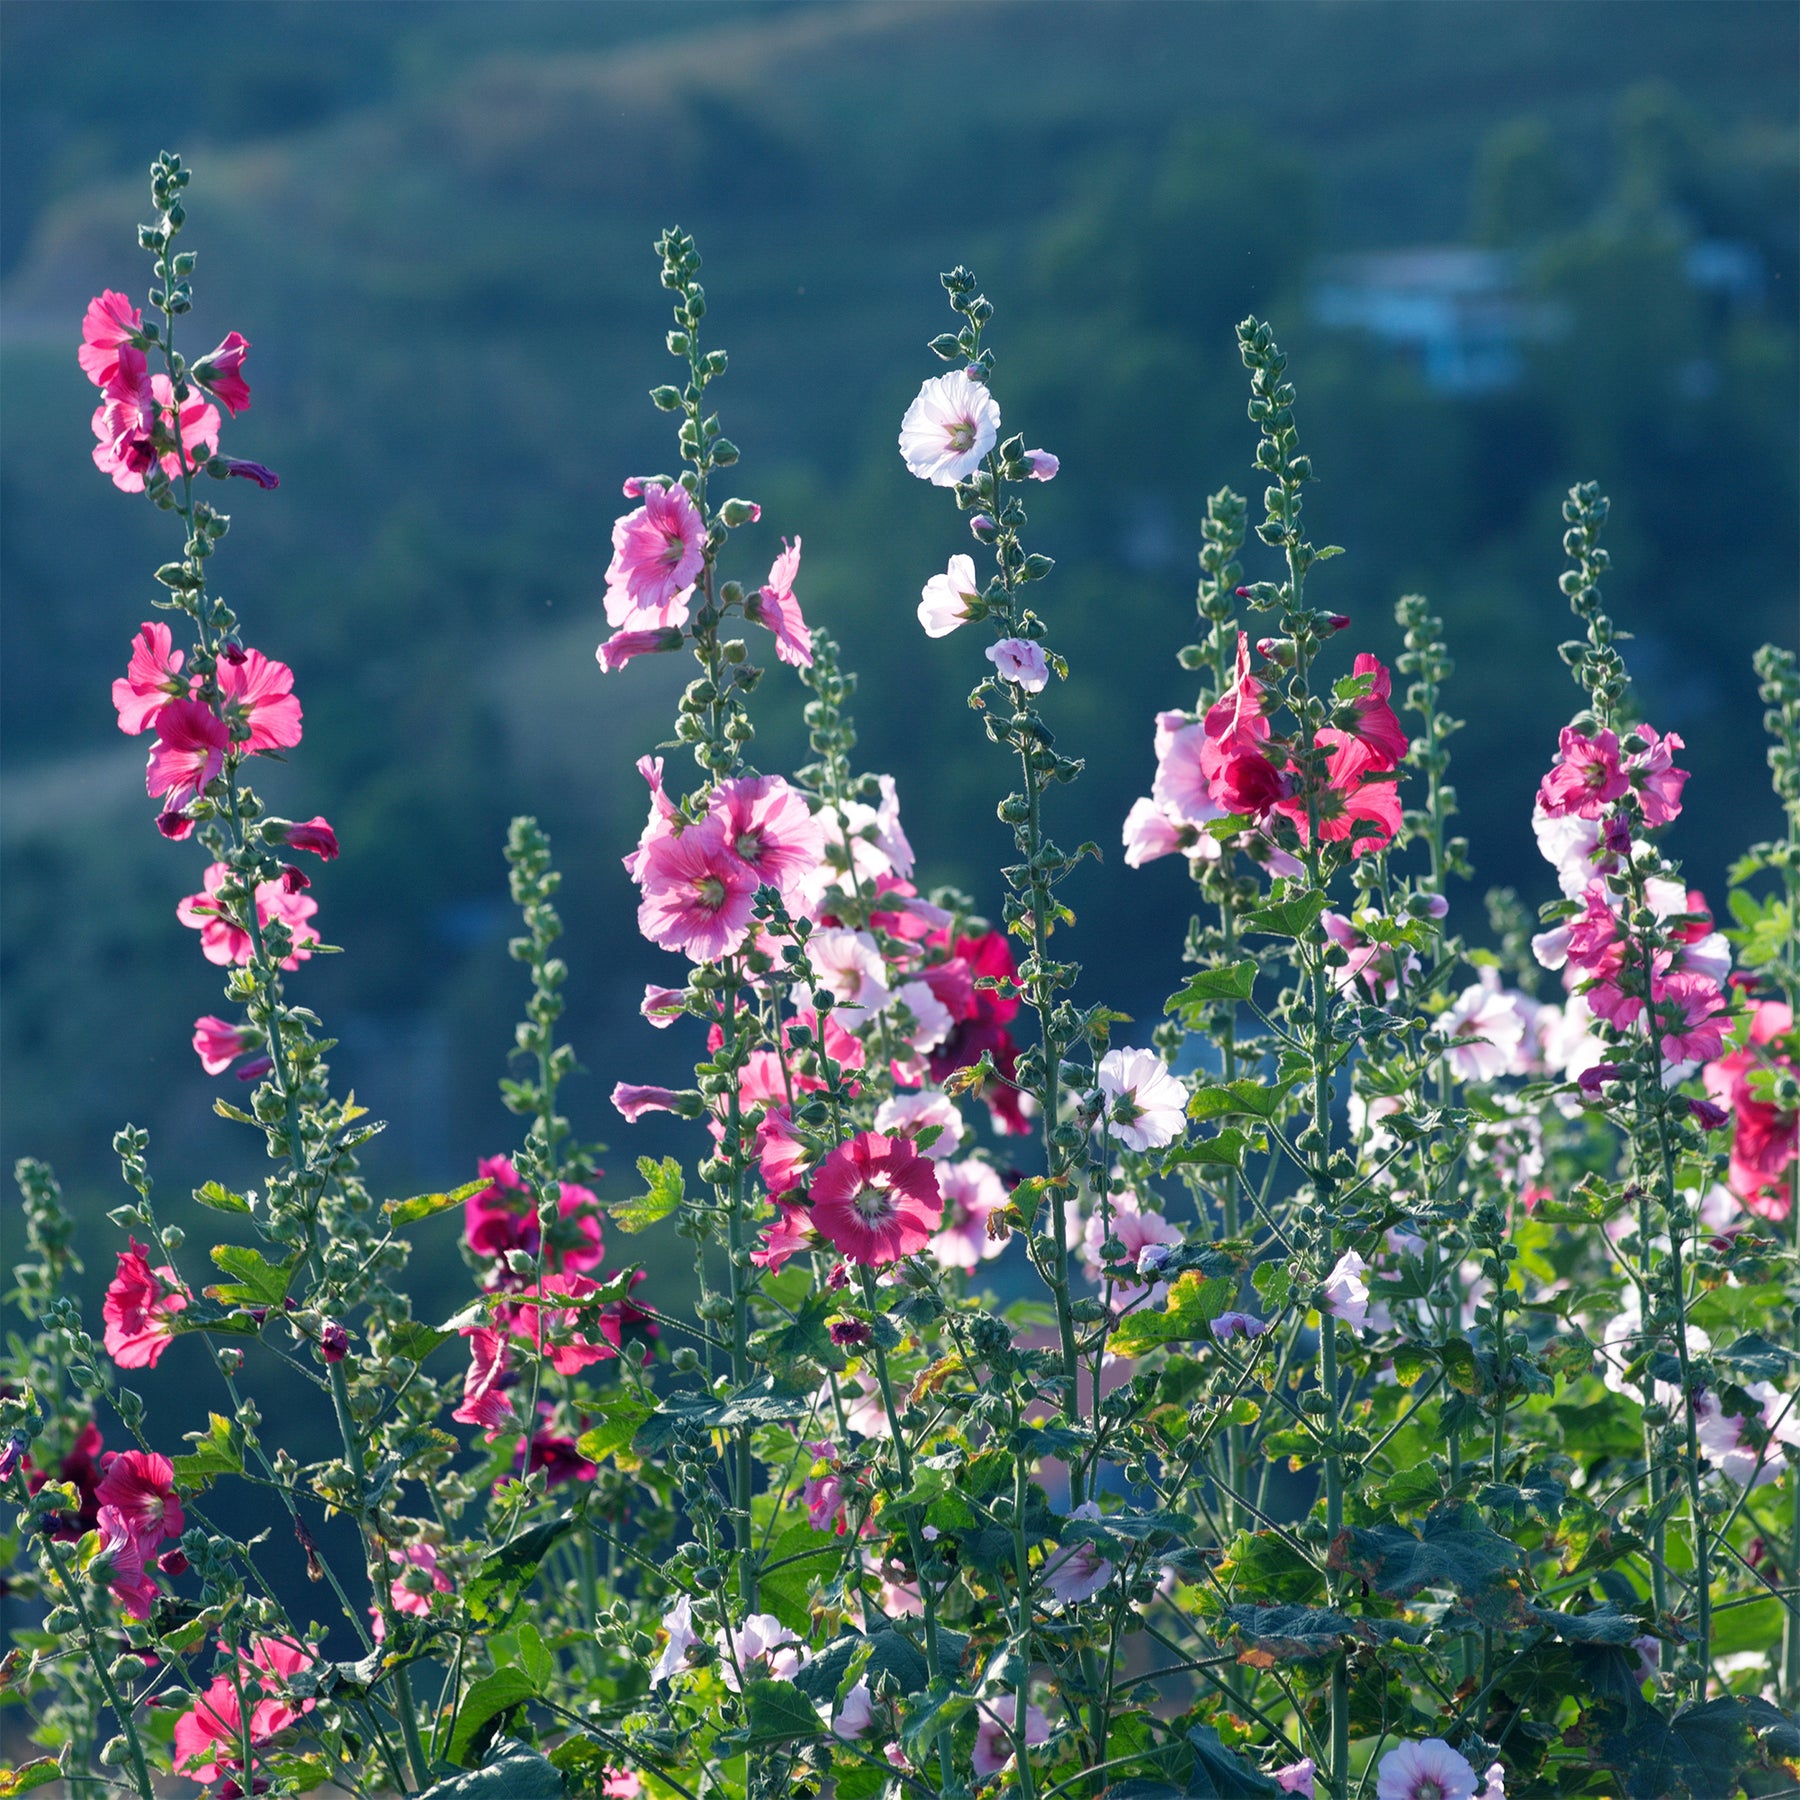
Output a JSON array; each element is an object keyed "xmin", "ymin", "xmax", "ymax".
[{"xmin": 2, "ymin": 0, "xmax": 1795, "ymax": 1327}]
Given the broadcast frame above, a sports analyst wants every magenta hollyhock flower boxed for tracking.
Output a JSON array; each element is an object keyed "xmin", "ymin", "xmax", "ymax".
[
  {"xmin": 804, "ymin": 1465, "xmax": 848, "ymax": 1534},
  {"xmin": 986, "ymin": 637, "xmax": 1050, "ymax": 692},
  {"xmin": 281, "ymin": 816, "xmax": 339, "ymax": 860},
  {"xmin": 94, "ymin": 371, "xmax": 220, "ymax": 493},
  {"xmin": 604, "ymin": 482, "xmax": 705, "ymax": 628},
  {"xmin": 755, "ymin": 1112, "xmax": 811, "ymax": 1198},
  {"xmin": 216, "ymin": 647, "xmax": 302, "ymax": 752},
  {"xmin": 596, "ymin": 624, "xmax": 684, "ymax": 672},
  {"xmin": 191, "ymin": 330, "xmax": 252, "ymax": 415},
  {"xmin": 1375, "ymin": 1738, "xmax": 1479, "ymax": 1800},
  {"xmin": 918, "ymin": 553, "xmax": 981, "ymax": 637},
  {"xmin": 78, "ymin": 290, "xmax": 145, "ymax": 390},
  {"xmin": 899, "ymin": 370, "xmax": 1000, "ymax": 485},
  {"xmin": 94, "ymin": 1449, "xmax": 184, "ymax": 1550},
  {"xmin": 1201, "ymin": 633, "xmax": 1282, "ymax": 814},
  {"xmin": 93, "ymin": 1503, "xmax": 161, "ymax": 1617},
  {"xmin": 750, "ymin": 537, "xmax": 813, "ymax": 667},
  {"xmin": 641, "ymin": 983, "xmax": 688, "ymax": 1028},
  {"xmin": 636, "ymin": 816, "xmax": 760, "ymax": 961},
  {"xmin": 1704, "ymin": 1000, "xmax": 1798, "ymax": 1218},
  {"xmin": 173, "ymin": 1673, "xmax": 299, "ymax": 1783},
  {"xmin": 103, "ymin": 1240, "xmax": 188, "ymax": 1369},
  {"xmin": 192, "ymin": 1015, "xmax": 261, "ymax": 1076},
  {"xmin": 1651, "ymin": 969, "xmax": 1729, "ymax": 1065},
  {"xmin": 708, "ymin": 774, "xmax": 827, "ymax": 908},
  {"xmin": 809, "ymin": 1132, "xmax": 942, "ymax": 1266},
  {"xmin": 1628, "ymin": 725, "xmax": 1689, "ymax": 826},
  {"xmin": 1342, "ymin": 653, "xmax": 1409, "ymax": 770},
  {"xmin": 177, "ymin": 864, "xmax": 320, "ymax": 970},
  {"xmin": 145, "ymin": 697, "xmax": 228, "ymax": 809},
  {"xmin": 1537, "ymin": 726, "xmax": 1628, "ymax": 820},
  {"xmin": 22, "ymin": 1422, "xmax": 105, "ymax": 1540},
  {"xmin": 112, "ymin": 622, "xmax": 187, "ymax": 735},
  {"xmin": 1273, "ymin": 731, "xmax": 1402, "ymax": 857},
  {"xmin": 1095, "ymin": 1048, "xmax": 1187, "ymax": 1151},
  {"xmin": 752, "ymin": 1202, "xmax": 814, "ymax": 1273},
  {"xmin": 513, "ymin": 1273, "xmax": 620, "ymax": 1374},
  {"xmin": 972, "ymin": 1697, "xmax": 1050, "ymax": 1780}
]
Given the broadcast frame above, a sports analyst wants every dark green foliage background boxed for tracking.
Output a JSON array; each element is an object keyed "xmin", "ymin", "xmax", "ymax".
[{"xmin": 1, "ymin": 1, "xmax": 1794, "ymax": 1317}]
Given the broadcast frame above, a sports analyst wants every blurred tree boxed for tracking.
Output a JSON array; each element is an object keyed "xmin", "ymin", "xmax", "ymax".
[{"xmin": 1471, "ymin": 118, "xmax": 1580, "ymax": 246}]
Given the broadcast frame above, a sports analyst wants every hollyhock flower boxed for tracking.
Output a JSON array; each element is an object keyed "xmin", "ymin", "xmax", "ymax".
[
  {"xmin": 145, "ymin": 697, "xmax": 228, "ymax": 809},
  {"xmin": 22, "ymin": 1422, "xmax": 105, "ymax": 1540},
  {"xmin": 612, "ymin": 1083, "xmax": 685, "ymax": 1123},
  {"xmin": 1376, "ymin": 1739, "xmax": 1480, "ymax": 1800},
  {"xmin": 1537, "ymin": 726, "xmax": 1628, "ymax": 820},
  {"xmin": 1340, "ymin": 654, "xmax": 1409, "ymax": 769},
  {"xmin": 597, "ymin": 625, "xmax": 684, "ymax": 672},
  {"xmin": 1704, "ymin": 1000, "xmax": 1797, "ymax": 1216},
  {"xmin": 892, "ymin": 979, "xmax": 954, "ymax": 1055},
  {"xmin": 94, "ymin": 1450, "xmax": 184, "ymax": 1550},
  {"xmin": 1023, "ymin": 448, "xmax": 1059, "ymax": 480},
  {"xmin": 803, "ymin": 927, "xmax": 893, "ymax": 1019},
  {"xmin": 1201, "ymin": 640, "xmax": 1284, "ymax": 815},
  {"xmin": 452, "ymin": 1327, "xmax": 517, "ymax": 1431},
  {"xmin": 463, "ymin": 1155, "xmax": 607, "ymax": 1270},
  {"xmin": 717, "ymin": 1613, "xmax": 803, "ymax": 1691},
  {"xmin": 750, "ymin": 537, "xmax": 813, "ymax": 667},
  {"xmin": 1274, "ymin": 732, "xmax": 1402, "ymax": 857},
  {"xmin": 192, "ymin": 1015, "xmax": 259, "ymax": 1076},
  {"xmin": 191, "ymin": 331, "xmax": 252, "ymax": 415},
  {"xmin": 637, "ymin": 816, "xmax": 760, "ymax": 961},
  {"xmin": 755, "ymin": 1112, "xmax": 813, "ymax": 1199},
  {"xmin": 1043, "ymin": 1502, "xmax": 1115, "ymax": 1604},
  {"xmin": 1532, "ymin": 803, "xmax": 1605, "ymax": 899},
  {"xmin": 215, "ymin": 648, "xmax": 303, "ymax": 752},
  {"xmin": 1211, "ymin": 1311, "xmax": 1272, "ymax": 1342},
  {"xmin": 1152, "ymin": 721, "xmax": 1229, "ymax": 834},
  {"xmin": 651, "ymin": 1595, "xmax": 698, "ymax": 1686},
  {"xmin": 78, "ymin": 290, "xmax": 145, "ymax": 389},
  {"xmin": 103, "ymin": 1240, "xmax": 188, "ymax": 1368},
  {"xmin": 1081, "ymin": 1190, "xmax": 1183, "ymax": 1311},
  {"xmin": 93, "ymin": 1504, "xmax": 160, "ymax": 1617},
  {"xmin": 928, "ymin": 1158, "xmax": 1009, "ymax": 1271},
  {"xmin": 873, "ymin": 1088, "xmax": 965, "ymax": 1161},
  {"xmin": 1651, "ymin": 970, "xmax": 1729, "ymax": 1067},
  {"xmin": 112, "ymin": 622, "xmax": 187, "ymax": 734},
  {"xmin": 1695, "ymin": 1381, "xmax": 1800, "ymax": 1488},
  {"xmin": 1323, "ymin": 912, "xmax": 1418, "ymax": 1002},
  {"xmin": 1627, "ymin": 726, "xmax": 1689, "ymax": 826},
  {"xmin": 176, "ymin": 863, "xmax": 319, "ymax": 970},
  {"xmin": 1095, "ymin": 1048, "xmax": 1187, "ymax": 1151},
  {"xmin": 972, "ymin": 1697, "xmax": 1050, "ymax": 1779},
  {"xmin": 1122, "ymin": 796, "xmax": 1189, "ymax": 867},
  {"xmin": 987, "ymin": 637, "xmax": 1050, "ymax": 692},
  {"xmin": 751, "ymin": 1202, "xmax": 814, "ymax": 1272},
  {"xmin": 809, "ymin": 1133, "xmax": 942, "ymax": 1266},
  {"xmin": 833, "ymin": 1676, "xmax": 876, "ymax": 1739},
  {"xmin": 213, "ymin": 454, "xmax": 281, "ymax": 488},
  {"xmin": 513, "ymin": 1273, "xmax": 619, "ymax": 1374},
  {"xmin": 1276, "ymin": 1760, "xmax": 1317, "ymax": 1797},
  {"xmin": 709, "ymin": 774, "xmax": 827, "ymax": 907},
  {"xmin": 388, "ymin": 1543, "xmax": 453, "ymax": 1617},
  {"xmin": 604, "ymin": 482, "xmax": 705, "ymax": 628},
  {"xmin": 174, "ymin": 1669, "xmax": 300, "ymax": 1783},
  {"xmin": 93, "ymin": 371, "xmax": 220, "ymax": 493},
  {"xmin": 918, "ymin": 553, "xmax": 982, "ymax": 637},
  {"xmin": 805, "ymin": 1465, "xmax": 848, "ymax": 1534},
  {"xmin": 512, "ymin": 1406, "xmax": 598, "ymax": 1488},
  {"xmin": 1323, "ymin": 1250, "xmax": 1371, "ymax": 1333},
  {"xmin": 899, "ymin": 369, "xmax": 1000, "ymax": 485},
  {"xmin": 1434, "ymin": 971, "xmax": 1532, "ymax": 1083},
  {"xmin": 641, "ymin": 983, "xmax": 688, "ymax": 1028}
]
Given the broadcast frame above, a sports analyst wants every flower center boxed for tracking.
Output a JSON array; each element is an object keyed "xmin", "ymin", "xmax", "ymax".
[
  {"xmin": 696, "ymin": 875, "xmax": 726, "ymax": 910},
  {"xmin": 946, "ymin": 419, "xmax": 975, "ymax": 452},
  {"xmin": 1415, "ymin": 1782, "xmax": 1446, "ymax": 1800},
  {"xmin": 735, "ymin": 831, "xmax": 764, "ymax": 863},
  {"xmin": 852, "ymin": 1180, "xmax": 895, "ymax": 1224}
]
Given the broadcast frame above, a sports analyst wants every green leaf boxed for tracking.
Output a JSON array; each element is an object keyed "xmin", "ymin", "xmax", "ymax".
[
  {"xmin": 384, "ymin": 1319, "xmax": 454, "ymax": 1365},
  {"xmin": 612, "ymin": 1156, "xmax": 684, "ymax": 1233},
  {"xmin": 444, "ymin": 1681, "xmax": 553, "ymax": 1775},
  {"xmin": 172, "ymin": 1413, "xmax": 243, "ymax": 1489},
  {"xmin": 1242, "ymin": 892, "xmax": 1328, "ymax": 939},
  {"xmin": 1528, "ymin": 1602, "xmax": 1640, "ymax": 1644},
  {"xmin": 387, "ymin": 1177, "xmax": 488, "ymax": 1227},
  {"xmin": 420, "ymin": 1746, "xmax": 563, "ymax": 1797},
  {"xmin": 1223, "ymin": 1603, "xmax": 1357, "ymax": 1665},
  {"xmin": 574, "ymin": 1391, "xmax": 656, "ymax": 1470},
  {"xmin": 632, "ymin": 1376, "xmax": 819, "ymax": 1454},
  {"xmin": 1187, "ymin": 1081, "xmax": 1295, "ymax": 1123},
  {"xmin": 744, "ymin": 1677, "xmax": 825, "ymax": 1745},
  {"xmin": 1108, "ymin": 1272, "xmax": 1235, "ymax": 1357},
  {"xmin": 463, "ymin": 1516, "xmax": 574, "ymax": 1627},
  {"xmin": 493, "ymin": 1622, "xmax": 554, "ymax": 1694},
  {"xmin": 746, "ymin": 1289, "xmax": 845, "ymax": 1376},
  {"xmin": 1251, "ymin": 1263, "xmax": 1293, "ymax": 1310},
  {"xmin": 206, "ymin": 1244, "xmax": 298, "ymax": 1307},
  {"xmin": 899, "ymin": 1683, "xmax": 977, "ymax": 1763},
  {"xmin": 1328, "ymin": 1507, "xmax": 1522, "ymax": 1603},
  {"xmin": 1162, "ymin": 1129, "xmax": 1248, "ymax": 1172},
  {"xmin": 192, "ymin": 1180, "xmax": 251, "ymax": 1215},
  {"xmin": 1165, "ymin": 961, "xmax": 1257, "ymax": 1018},
  {"xmin": 1185, "ymin": 1724, "xmax": 1282, "ymax": 1796},
  {"xmin": 758, "ymin": 1522, "xmax": 844, "ymax": 1634},
  {"xmin": 1219, "ymin": 1530, "xmax": 1324, "ymax": 1605},
  {"xmin": 0, "ymin": 1759, "xmax": 64, "ymax": 1795},
  {"xmin": 1377, "ymin": 1464, "xmax": 1443, "ymax": 1518}
]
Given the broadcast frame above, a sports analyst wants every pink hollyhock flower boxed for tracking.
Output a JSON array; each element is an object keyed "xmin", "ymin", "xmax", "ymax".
[
  {"xmin": 709, "ymin": 774, "xmax": 827, "ymax": 907},
  {"xmin": 716, "ymin": 1612, "xmax": 804, "ymax": 1691},
  {"xmin": 918, "ymin": 553, "xmax": 982, "ymax": 637},
  {"xmin": 652, "ymin": 1594, "xmax": 699, "ymax": 1686},
  {"xmin": 145, "ymin": 697, "xmax": 228, "ymax": 810},
  {"xmin": 749, "ymin": 537, "xmax": 813, "ymax": 667},
  {"xmin": 1201, "ymin": 633, "xmax": 1282, "ymax": 814},
  {"xmin": 389, "ymin": 1542, "xmax": 453, "ymax": 1616},
  {"xmin": 604, "ymin": 482, "xmax": 705, "ymax": 628},
  {"xmin": 95, "ymin": 1449, "xmax": 185, "ymax": 1550},
  {"xmin": 596, "ymin": 624, "xmax": 685, "ymax": 672},
  {"xmin": 513, "ymin": 1272, "xmax": 618, "ymax": 1374},
  {"xmin": 1152, "ymin": 720, "xmax": 1228, "ymax": 830},
  {"xmin": 1276, "ymin": 1759, "xmax": 1317, "ymax": 1797},
  {"xmin": 1095, "ymin": 1048, "xmax": 1187, "ymax": 1151},
  {"xmin": 275, "ymin": 816, "xmax": 338, "ymax": 860},
  {"xmin": 1023, "ymin": 448, "xmax": 1059, "ymax": 480},
  {"xmin": 78, "ymin": 290, "xmax": 144, "ymax": 389},
  {"xmin": 112, "ymin": 622, "xmax": 187, "ymax": 734},
  {"xmin": 192, "ymin": 1014, "xmax": 259, "ymax": 1076},
  {"xmin": 93, "ymin": 1503, "xmax": 161, "ymax": 1617},
  {"xmin": 928, "ymin": 1158, "xmax": 1009, "ymax": 1271},
  {"xmin": 636, "ymin": 816, "xmax": 760, "ymax": 962},
  {"xmin": 1434, "ymin": 971, "xmax": 1531, "ymax": 1083},
  {"xmin": 756, "ymin": 1113, "xmax": 812, "ymax": 1198},
  {"xmin": 174, "ymin": 1650, "xmax": 303, "ymax": 1784},
  {"xmin": 191, "ymin": 331, "xmax": 252, "ymax": 415},
  {"xmin": 986, "ymin": 637, "xmax": 1050, "ymax": 692},
  {"xmin": 612, "ymin": 1083, "xmax": 684, "ymax": 1123},
  {"xmin": 1537, "ymin": 726, "xmax": 1628, "ymax": 820},
  {"xmin": 751, "ymin": 1202, "xmax": 814, "ymax": 1272},
  {"xmin": 452, "ymin": 1327, "xmax": 517, "ymax": 1431},
  {"xmin": 972, "ymin": 1697, "xmax": 1050, "ymax": 1780},
  {"xmin": 103, "ymin": 1240, "xmax": 188, "ymax": 1368},
  {"xmin": 1323, "ymin": 1250, "xmax": 1371, "ymax": 1333},
  {"xmin": 804, "ymin": 1466, "xmax": 848, "ymax": 1535},
  {"xmin": 1704, "ymin": 1000, "xmax": 1798, "ymax": 1217},
  {"xmin": 1043, "ymin": 1502, "xmax": 1114, "ymax": 1604},
  {"xmin": 1376, "ymin": 1740, "xmax": 1480, "ymax": 1800},
  {"xmin": 215, "ymin": 647, "xmax": 302, "ymax": 752},
  {"xmin": 1695, "ymin": 1380, "xmax": 1800, "ymax": 1487},
  {"xmin": 1628, "ymin": 726, "xmax": 1689, "ymax": 826},
  {"xmin": 93, "ymin": 371, "xmax": 220, "ymax": 493},
  {"xmin": 803, "ymin": 927, "xmax": 893, "ymax": 1019},
  {"xmin": 899, "ymin": 370, "xmax": 1000, "ymax": 485},
  {"xmin": 1122, "ymin": 795, "xmax": 1188, "ymax": 867},
  {"xmin": 1081, "ymin": 1189, "xmax": 1184, "ymax": 1311},
  {"xmin": 809, "ymin": 1132, "xmax": 942, "ymax": 1266},
  {"xmin": 833, "ymin": 1676, "xmax": 876, "ymax": 1739},
  {"xmin": 1341, "ymin": 653, "xmax": 1409, "ymax": 770},
  {"xmin": 641, "ymin": 983, "xmax": 688, "ymax": 1028},
  {"xmin": 1211, "ymin": 1311, "xmax": 1271, "ymax": 1342},
  {"xmin": 873, "ymin": 1088, "xmax": 965, "ymax": 1161},
  {"xmin": 604, "ymin": 1772, "xmax": 643, "ymax": 1800},
  {"xmin": 1651, "ymin": 970, "xmax": 1728, "ymax": 1066},
  {"xmin": 1273, "ymin": 733, "xmax": 1401, "ymax": 857}
]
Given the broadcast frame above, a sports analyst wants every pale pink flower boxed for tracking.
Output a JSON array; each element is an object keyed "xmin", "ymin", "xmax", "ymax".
[
  {"xmin": 873, "ymin": 1088, "xmax": 965, "ymax": 1160},
  {"xmin": 597, "ymin": 625, "xmax": 684, "ymax": 672},
  {"xmin": 986, "ymin": 637, "xmax": 1050, "ymax": 692},
  {"xmin": 750, "ymin": 537, "xmax": 812, "ymax": 667},
  {"xmin": 833, "ymin": 1676, "xmax": 876, "ymax": 1739},
  {"xmin": 893, "ymin": 979, "xmax": 954, "ymax": 1054},
  {"xmin": 636, "ymin": 816, "xmax": 760, "ymax": 961},
  {"xmin": 216, "ymin": 647, "xmax": 302, "ymax": 751},
  {"xmin": 1023, "ymin": 448, "xmax": 1059, "ymax": 480},
  {"xmin": 1122, "ymin": 796, "xmax": 1187, "ymax": 868},
  {"xmin": 709, "ymin": 774, "xmax": 826, "ymax": 908},
  {"xmin": 803, "ymin": 927, "xmax": 893, "ymax": 1019},
  {"xmin": 1695, "ymin": 1381, "xmax": 1800, "ymax": 1488},
  {"xmin": 899, "ymin": 370, "xmax": 1000, "ymax": 485},
  {"xmin": 1153, "ymin": 720, "xmax": 1227, "ymax": 829},
  {"xmin": 192, "ymin": 331, "xmax": 252, "ymax": 415},
  {"xmin": 612, "ymin": 1083, "xmax": 684, "ymax": 1123},
  {"xmin": 651, "ymin": 1595, "xmax": 698, "ymax": 1685},
  {"xmin": 1376, "ymin": 1738, "xmax": 1479, "ymax": 1800},
  {"xmin": 972, "ymin": 1697, "xmax": 1050, "ymax": 1779},
  {"xmin": 1081, "ymin": 1189, "xmax": 1183, "ymax": 1312},
  {"xmin": 145, "ymin": 697, "xmax": 228, "ymax": 809},
  {"xmin": 918, "ymin": 553, "xmax": 982, "ymax": 638},
  {"xmin": 928, "ymin": 1158, "xmax": 1009, "ymax": 1271},
  {"xmin": 1042, "ymin": 1502, "xmax": 1114, "ymax": 1604},
  {"xmin": 78, "ymin": 290, "xmax": 144, "ymax": 390},
  {"xmin": 1095, "ymin": 1048, "xmax": 1187, "ymax": 1151},
  {"xmin": 1532, "ymin": 803, "xmax": 1605, "ymax": 899},
  {"xmin": 112, "ymin": 622, "xmax": 187, "ymax": 734},
  {"xmin": 839, "ymin": 1372, "xmax": 892, "ymax": 1440},
  {"xmin": 604, "ymin": 482, "xmax": 705, "ymax": 628},
  {"xmin": 716, "ymin": 1613, "xmax": 803, "ymax": 1691},
  {"xmin": 810, "ymin": 1133, "xmax": 942, "ymax": 1266},
  {"xmin": 1212, "ymin": 1312, "xmax": 1272, "ymax": 1342},
  {"xmin": 389, "ymin": 1543, "xmax": 452, "ymax": 1617},
  {"xmin": 103, "ymin": 1240, "xmax": 187, "ymax": 1369},
  {"xmin": 1434, "ymin": 971, "xmax": 1531, "ymax": 1083},
  {"xmin": 1323, "ymin": 1250, "xmax": 1371, "ymax": 1333},
  {"xmin": 1275, "ymin": 1759, "xmax": 1317, "ymax": 1797},
  {"xmin": 641, "ymin": 984, "xmax": 688, "ymax": 1028}
]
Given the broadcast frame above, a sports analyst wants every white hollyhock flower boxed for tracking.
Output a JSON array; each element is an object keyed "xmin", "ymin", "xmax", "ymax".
[
  {"xmin": 899, "ymin": 370, "xmax": 1000, "ymax": 486},
  {"xmin": 1094, "ymin": 1048, "xmax": 1187, "ymax": 1151}
]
